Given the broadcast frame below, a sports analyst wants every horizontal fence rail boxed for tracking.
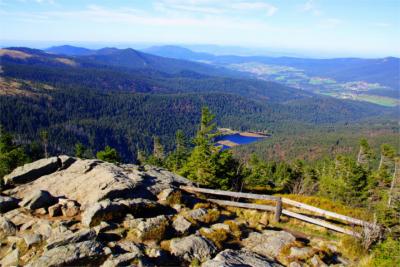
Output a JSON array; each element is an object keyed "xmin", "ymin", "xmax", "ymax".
[
  {"xmin": 181, "ymin": 186, "xmax": 375, "ymax": 237},
  {"xmin": 281, "ymin": 198, "xmax": 375, "ymax": 228},
  {"xmin": 209, "ymin": 199, "xmax": 361, "ymax": 237}
]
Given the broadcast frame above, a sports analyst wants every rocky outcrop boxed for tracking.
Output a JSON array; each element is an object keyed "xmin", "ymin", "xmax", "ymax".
[{"xmin": 0, "ymin": 158, "xmax": 341, "ymax": 266}]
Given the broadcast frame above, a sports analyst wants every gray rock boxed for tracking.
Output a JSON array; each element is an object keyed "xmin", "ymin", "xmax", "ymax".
[
  {"xmin": 101, "ymin": 252, "xmax": 142, "ymax": 267},
  {"xmin": 173, "ymin": 215, "xmax": 192, "ymax": 234},
  {"xmin": 20, "ymin": 190, "xmax": 58, "ymax": 210},
  {"xmin": 143, "ymin": 166, "xmax": 193, "ymax": 195},
  {"xmin": 125, "ymin": 215, "xmax": 169, "ymax": 242},
  {"xmin": 118, "ymin": 241, "xmax": 143, "ymax": 254},
  {"xmin": 31, "ymin": 240, "xmax": 106, "ymax": 267},
  {"xmin": 289, "ymin": 262, "xmax": 302, "ymax": 267},
  {"xmin": 81, "ymin": 199, "xmax": 127, "ymax": 227},
  {"xmin": 170, "ymin": 235, "xmax": 217, "ymax": 262},
  {"xmin": 3, "ymin": 157, "xmax": 61, "ymax": 186},
  {"xmin": 23, "ymin": 233, "xmax": 42, "ymax": 247},
  {"xmin": 242, "ymin": 230, "xmax": 296, "ymax": 260},
  {"xmin": 0, "ymin": 216, "xmax": 17, "ymax": 239},
  {"xmin": 0, "ymin": 248, "xmax": 19, "ymax": 267},
  {"xmin": 0, "ymin": 196, "xmax": 19, "ymax": 213},
  {"xmin": 45, "ymin": 228, "xmax": 97, "ymax": 250},
  {"xmin": 186, "ymin": 208, "xmax": 208, "ymax": 221},
  {"xmin": 202, "ymin": 249, "xmax": 283, "ymax": 267}
]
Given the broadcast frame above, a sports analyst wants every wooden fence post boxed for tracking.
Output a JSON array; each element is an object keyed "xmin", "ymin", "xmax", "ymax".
[{"xmin": 274, "ymin": 197, "xmax": 282, "ymax": 223}]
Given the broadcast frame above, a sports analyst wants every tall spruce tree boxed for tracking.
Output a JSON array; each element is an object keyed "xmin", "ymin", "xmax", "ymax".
[{"xmin": 180, "ymin": 107, "xmax": 240, "ymax": 189}]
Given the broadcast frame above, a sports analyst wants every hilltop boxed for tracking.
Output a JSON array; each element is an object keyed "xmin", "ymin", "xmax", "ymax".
[{"xmin": 0, "ymin": 157, "xmax": 367, "ymax": 266}]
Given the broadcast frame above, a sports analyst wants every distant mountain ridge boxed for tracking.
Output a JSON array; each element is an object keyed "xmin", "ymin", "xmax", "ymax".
[
  {"xmin": 42, "ymin": 45, "xmax": 241, "ymax": 77},
  {"xmin": 143, "ymin": 45, "xmax": 400, "ymax": 92},
  {"xmin": 46, "ymin": 45, "xmax": 95, "ymax": 56}
]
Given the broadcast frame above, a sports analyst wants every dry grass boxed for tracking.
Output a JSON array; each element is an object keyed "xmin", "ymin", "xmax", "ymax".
[
  {"xmin": 202, "ymin": 209, "xmax": 220, "ymax": 224},
  {"xmin": 165, "ymin": 190, "xmax": 183, "ymax": 205},
  {"xmin": 279, "ymin": 194, "xmax": 371, "ymax": 221},
  {"xmin": 0, "ymin": 49, "xmax": 32, "ymax": 59},
  {"xmin": 193, "ymin": 202, "xmax": 211, "ymax": 209},
  {"xmin": 223, "ymin": 220, "xmax": 242, "ymax": 239},
  {"xmin": 199, "ymin": 228, "xmax": 229, "ymax": 249},
  {"xmin": 339, "ymin": 235, "xmax": 367, "ymax": 262}
]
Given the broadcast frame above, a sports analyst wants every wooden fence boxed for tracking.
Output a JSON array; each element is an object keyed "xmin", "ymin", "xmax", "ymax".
[{"xmin": 180, "ymin": 186, "xmax": 377, "ymax": 238}]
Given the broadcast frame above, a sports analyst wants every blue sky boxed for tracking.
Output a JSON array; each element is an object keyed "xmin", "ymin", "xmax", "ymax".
[{"xmin": 0, "ymin": 0, "xmax": 399, "ymax": 57}]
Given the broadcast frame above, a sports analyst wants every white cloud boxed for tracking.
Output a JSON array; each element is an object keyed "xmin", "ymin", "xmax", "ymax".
[{"xmin": 301, "ymin": 0, "xmax": 321, "ymax": 16}]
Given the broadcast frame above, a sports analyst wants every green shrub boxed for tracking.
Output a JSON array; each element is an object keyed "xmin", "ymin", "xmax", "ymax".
[{"xmin": 370, "ymin": 237, "xmax": 400, "ymax": 267}]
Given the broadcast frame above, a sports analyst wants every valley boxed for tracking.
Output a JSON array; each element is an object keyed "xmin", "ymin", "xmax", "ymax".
[{"xmin": 144, "ymin": 45, "xmax": 400, "ymax": 107}]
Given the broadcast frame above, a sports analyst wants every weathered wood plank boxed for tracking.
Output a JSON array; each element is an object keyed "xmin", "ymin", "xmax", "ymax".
[
  {"xmin": 209, "ymin": 199, "xmax": 361, "ymax": 237},
  {"xmin": 180, "ymin": 186, "xmax": 373, "ymax": 228},
  {"xmin": 274, "ymin": 197, "xmax": 283, "ymax": 223},
  {"xmin": 208, "ymin": 199, "xmax": 276, "ymax": 212},
  {"xmin": 180, "ymin": 186, "xmax": 279, "ymax": 201},
  {"xmin": 281, "ymin": 198, "xmax": 374, "ymax": 228}
]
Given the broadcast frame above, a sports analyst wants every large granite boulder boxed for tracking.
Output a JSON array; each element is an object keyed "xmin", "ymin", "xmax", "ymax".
[
  {"xmin": 202, "ymin": 249, "xmax": 283, "ymax": 267},
  {"xmin": 170, "ymin": 235, "xmax": 217, "ymax": 262},
  {"xmin": 242, "ymin": 230, "xmax": 296, "ymax": 260},
  {"xmin": 29, "ymin": 240, "xmax": 106, "ymax": 267},
  {"xmin": 11, "ymin": 159, "xmax": 145, "ymax": 209},
  {"xmin": 81, "ymin": 200, "xmax": 128, "ymax": 227},
  {"xmin": 3, "ymin": 157, "xmax": 63, "ymax": 186},
  {"xmin": 45, "ymin": 228, "xmax": 97, "ymax": 250}
]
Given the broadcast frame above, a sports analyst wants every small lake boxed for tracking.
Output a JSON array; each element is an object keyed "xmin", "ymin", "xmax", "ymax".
[{"xmin": 215, "ymin": 133, "xmax": 267, "ymax": 150}]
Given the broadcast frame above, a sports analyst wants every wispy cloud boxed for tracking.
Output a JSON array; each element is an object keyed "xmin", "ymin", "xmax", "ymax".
[
  {"xmin": 154, "ymin": 0, "xmax": 278, "ymax": 17},
  {"xmin": 301, "ymin": 0, "xmax": 321, "ymax": 16}
]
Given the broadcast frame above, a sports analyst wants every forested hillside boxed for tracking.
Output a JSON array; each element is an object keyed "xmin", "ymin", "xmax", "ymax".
[{"xmin": 0, "ymin": 47, "xmax": 397, "ymax": 163}]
